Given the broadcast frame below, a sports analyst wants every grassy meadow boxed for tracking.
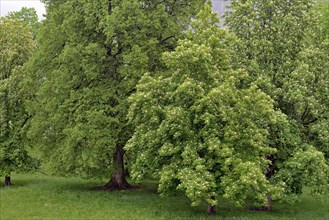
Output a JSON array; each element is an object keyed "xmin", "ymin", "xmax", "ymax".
[{"xmin": 0, "ymin": 173, "xmax": 328, "ymax": 220}]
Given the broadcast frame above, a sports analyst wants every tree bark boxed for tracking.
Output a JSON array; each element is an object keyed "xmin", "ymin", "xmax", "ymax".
[
  {"xmin": 103, "ymin": 146, "xmax": 131, "ymax": 190},
  {"xmin": 207, "ymin": 196, "xmax": 216, "ymax": 215},
  {"xmin": 4, "ymin": 176, "xmax": 11, "ymax": 186},
  {"xmin": 265, "ymin": 193, "xmax": 272, "ymax": 211},
  {"xmin": 207, "ymin": 203, "xmax": 216, "ymax": 215}
]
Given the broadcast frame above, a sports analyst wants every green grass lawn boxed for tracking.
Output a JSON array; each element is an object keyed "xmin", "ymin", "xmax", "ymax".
[{"xmin": 0, "ymin": 173, "xmax": 328, "ymax": 219}]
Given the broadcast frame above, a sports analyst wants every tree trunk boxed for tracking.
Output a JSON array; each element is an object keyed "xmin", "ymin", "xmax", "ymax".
[
  {"xmin": 265, "ymin": 155, "xmax": 275, "ymax": 179},
  {"xmin": 207, "ymin": 196, "xmax": 216, "ymax": 215},
  {"xmin": 265, "ymin": 193, "xmax": 272, "ymax": 211},
  {"xmin": 103, "ymin": 146, "xmax": 131, "ymax": 190},
  {"xmin": 4, "ymin": 176, "xmax": 11, "ymax": 186},
  {"xmin": 207, "ymin": 203, "xmax": 216, "ymax": 215},
  {"xmin": 250, "ymin": 194, "xmax": 272, "ymax": 211}
]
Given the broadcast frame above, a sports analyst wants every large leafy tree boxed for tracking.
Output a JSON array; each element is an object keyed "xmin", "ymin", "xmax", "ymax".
[
  {"xmin": 225, "ymin": 0, "xmax": 329, "ymax": 204},
  {"xmin": 6, "ymin": 7, "xmax": 40, "ymax": 37},
  {"xmin": 127, "ymin": 5, "xmax": 282, "ymax": 214},
  {"xmin": 24, "ymin": 0, "xmax": 205, "ymax": 189},
  {"xmin": 127, "ymin": 2, "xmax": 329, "ymax": 214},
  {"xmin": 0, "ymin": 18, "xmax": 37, "ymax": 185}
]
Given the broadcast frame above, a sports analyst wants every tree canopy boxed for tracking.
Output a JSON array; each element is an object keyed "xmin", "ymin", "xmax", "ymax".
[
  {"xmin": 127, "ymin": 5, "xmax": 281, "ymax": 211},
  {"xmin": 225, "ymin": 0, "xmax": 329, "ymax": 203},
  {"xmin": 127, "ymin": 1, "xmax": 329, "ymax": 213},
  {"xmin": 0, "ymin": 18, "xmax": 38, "ymax": 185},
  {"xmin": 24, "ymin": 0, "xmax": 206, "ymax": 188},
  {"xmin": 5, "ymin": 7, "xmax": 40, "ymax": 37}
]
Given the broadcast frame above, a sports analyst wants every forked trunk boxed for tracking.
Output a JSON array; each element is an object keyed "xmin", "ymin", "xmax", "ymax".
[
  {"xmin": 4, "ymin": 176, "xmax": 11, "ymax": 186},
  {"xmin": 104, "ymin": 146, "xmax": 131, "ymax": 190}
]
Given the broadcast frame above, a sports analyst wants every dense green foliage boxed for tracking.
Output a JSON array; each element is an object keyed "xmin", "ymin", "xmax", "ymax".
[
  {"xmin": 127, "ymin": 0, "xmax": 329, "ymax": 211},
  {"xmin": 308, "ymin": 0, "xmax": 329, "ymax": 158},
  {"xmin": 225, "ymin": 0, "xmax": 329, "ymax": 201},
  {"xmin": 127, "ymin": 5, "xmax": 280, "ymax": 208},
  {"xmin": 316, "ymin": 1, "xmax": 329, "ymax": 40},
  {"xmin": 24, "ymin": 0, "xmax": 205, "ymax": 179},
  {"xmin": 0, "ymin": 18, "xmax": 38, "ymax": 179},
  {"xmin": 5, "ymin": 7, "xmax": 40, "ymax": 37}
]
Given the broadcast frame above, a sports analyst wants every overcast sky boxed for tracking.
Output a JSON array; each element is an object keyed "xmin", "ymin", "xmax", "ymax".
[{"xmin": 0, "ymin": 0, "xmax": 46, "ymax": 20}]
